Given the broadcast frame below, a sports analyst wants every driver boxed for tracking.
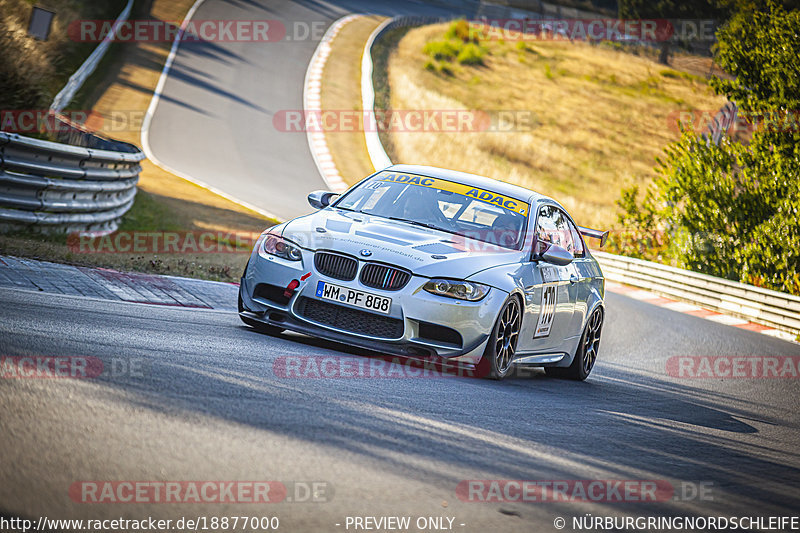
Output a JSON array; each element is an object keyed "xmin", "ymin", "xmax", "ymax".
[
  {"xmin": 398, "ymin": 185, "xmax": 445, "ymax": 225},
  {"xmin": 491, "ymin": 213, "xmax": 522, "ymax": 249}
]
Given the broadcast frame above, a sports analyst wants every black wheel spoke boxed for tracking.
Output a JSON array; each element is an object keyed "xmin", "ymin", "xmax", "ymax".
[
  {"xmin": 581, "ymin": 309, "xmax": 604, "ymax": 374},
  {"xmin": 493, "ymin": 300, "xmax": 521, "ymax": 375}
]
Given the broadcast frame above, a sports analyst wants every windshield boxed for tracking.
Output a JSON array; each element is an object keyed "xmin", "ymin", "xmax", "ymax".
[{"xmin": 334, "ymin": 171, "xmax": 529, "ymax": 250}]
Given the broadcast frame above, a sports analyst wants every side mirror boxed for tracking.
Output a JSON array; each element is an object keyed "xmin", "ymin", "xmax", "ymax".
[
  {"xmin": 539, "ymin": 244, "xmax": 574, "ymax": 266},
  {"xmin": 308, "ymin": 190, "xmax": 338, "ymax": 209}
]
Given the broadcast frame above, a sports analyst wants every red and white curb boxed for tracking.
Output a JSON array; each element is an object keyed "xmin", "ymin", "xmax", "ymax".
[
  {"xmin": 606, "ymin": 281, "xmax": 797, "ymax": 343},
  {"xmin": 0, "ymin": 255, "xmax": 237, "ymax": 311},
  {"xmin": 303, "ymin": 15, "xmax": 360, "ymax": 194}
]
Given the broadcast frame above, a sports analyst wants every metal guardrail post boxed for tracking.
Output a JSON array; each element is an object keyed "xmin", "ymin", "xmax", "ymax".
[{"xmin": 50, "ymin": 0, "xmax": 135, "ymax": 112}]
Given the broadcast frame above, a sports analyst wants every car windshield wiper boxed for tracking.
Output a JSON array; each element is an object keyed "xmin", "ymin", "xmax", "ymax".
[{"xmin": 385, "ymin": 216, "xmax": 455, "ymax": 235}]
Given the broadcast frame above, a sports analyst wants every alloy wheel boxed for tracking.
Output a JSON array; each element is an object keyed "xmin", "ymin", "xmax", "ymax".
[
  {"xmin": 582, "ymin": 307, "xmax": 603, "ymax": 374},
  {"xmin": 494, "ymin": 298, "xmax": 521, "ymax": 374}
]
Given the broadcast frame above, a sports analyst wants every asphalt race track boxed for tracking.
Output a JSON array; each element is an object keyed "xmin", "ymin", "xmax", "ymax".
[
  {"xmin": 145, "ymin": 0, "xmax": 463, "ymax": 220},
  {"xmin": 1, "ymin": 285, "xmax": 799, "ymax": 530},
  {"xmin": 2, "ymin": 0, "xmax": 800, "ymax": 531}
]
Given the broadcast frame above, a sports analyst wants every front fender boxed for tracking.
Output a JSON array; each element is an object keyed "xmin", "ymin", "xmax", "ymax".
[{"xmin": 467, "ymin": 262, "xmax": 524, "ymax": 294}]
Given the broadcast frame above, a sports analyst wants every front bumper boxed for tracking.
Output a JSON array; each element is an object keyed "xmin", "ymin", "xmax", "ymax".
[{"xmin": 239, "ymin": 246, "xmax": 507, "ymax": 365}]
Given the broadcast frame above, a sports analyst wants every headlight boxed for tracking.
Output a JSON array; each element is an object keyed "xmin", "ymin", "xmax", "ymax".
[
  {"xmin": 262, "ymin": 234, "xmax": 303, "ymax": 261},
  {"xmin": 423, "ymin": 278, "xmax": 490, "ymax": 301}
]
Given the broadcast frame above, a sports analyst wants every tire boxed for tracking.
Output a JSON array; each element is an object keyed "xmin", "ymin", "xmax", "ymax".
[
  {"xmin": 477, "ymin": 297, "xmax": 522, "ymax": 380},
  {"xmin": 238, "ymin": 283, "xmax": 284, "ymax": 335},
  {"xmin": 546, "ymin": 306, "xmax": 603, "ymax": 381}
]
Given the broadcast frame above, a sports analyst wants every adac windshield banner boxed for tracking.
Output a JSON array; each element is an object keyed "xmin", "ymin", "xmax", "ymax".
[{"xmin": 375, "ymin": 172, "xmax": 529, "ymax": 216}]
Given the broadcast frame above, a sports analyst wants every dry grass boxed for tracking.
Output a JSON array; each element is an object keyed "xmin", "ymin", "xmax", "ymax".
[
  {"xmin": 320, "ymin": 15, "xmax": 386, "ymax": 185},
  {"xmin": 0, "ymin": 0, "xmax": 129, "ymax": 109},
  {"xmin": 385, "ymin": 23, "xmax": 727, "ymax": 227},
  {"xmin": 0, "ymin": 0, "xmax": 274, "ymax": 281}
]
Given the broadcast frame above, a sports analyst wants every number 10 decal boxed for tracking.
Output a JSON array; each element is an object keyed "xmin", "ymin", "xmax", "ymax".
[{"xmin": 534, "ymin": 285, "xmax": 557, "ymax": 338}]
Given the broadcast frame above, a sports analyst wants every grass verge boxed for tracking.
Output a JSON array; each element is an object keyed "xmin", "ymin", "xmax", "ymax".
[
  {"xmin": 371, "ymin": 25, "xmax": 414, "ymax": 162},
  {"xmin": 0, "ymin": 0, "xmax": 276, "ymax": 282},
  {"xmin": 381, "ymin": 22, "xmax": 727, "ymax": 227}
]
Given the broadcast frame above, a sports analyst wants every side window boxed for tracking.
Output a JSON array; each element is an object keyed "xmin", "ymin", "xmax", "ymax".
[
  {"xmin": 567, "ymin": 219, "xmax": 585, "ymax": 257},
  {"xmin": 535, "ymin": 205, "xmax": 556, "ymax": 256},
  {"xmin": 534, "ymin": 205, "xmax": 577, "ymax": 256}
]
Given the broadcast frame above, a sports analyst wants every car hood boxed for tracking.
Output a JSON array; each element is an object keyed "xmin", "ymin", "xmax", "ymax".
[{"xmin": 280, "ymin": 209, "xmax": 525, "ymax": 280}]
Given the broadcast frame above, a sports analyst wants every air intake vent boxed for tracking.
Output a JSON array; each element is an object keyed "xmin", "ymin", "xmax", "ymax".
[
  {"xmin": 314, "ymin": 251, "xmax": 358, "ymax": 281},
  {"xmin": 253, "ymin": 283, "xmax": 291, "ymax": 305},
  {"xmin": 360, "ymin": 263, "xmax": 411, "ymax": 291},
  {"xmin": 296, "ymin": 297, "xmax": 404, "ymax": 339},
  {"xmin": 417, "ymin": 321, "xmax": 463, "ymax": 347}
]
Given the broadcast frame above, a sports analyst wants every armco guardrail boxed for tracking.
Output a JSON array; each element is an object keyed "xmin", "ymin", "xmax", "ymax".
[
  {"xmin": 50, "ymin": 0, "xmax": 134, "ymax": 112},
  {"xmin": 594, "ymin": 251, "xmax": 800, "ymax": 337},
  {"xmin": 362, "ymin": 15, "xmax": 450, "ymax": 171},
  {"xmin": 702, "ymin": 101, "xmax": 738, "ymax": 145},
  {"xmin": 361, "ymin": 17, "xmax": 395, "ymax": 171},
  {"xmin": 0, "ymin": 117, "xmax": 144, "ymax": 233}
]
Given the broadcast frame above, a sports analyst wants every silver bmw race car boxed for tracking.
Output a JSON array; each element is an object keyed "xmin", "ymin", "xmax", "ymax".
[{"xmin": 239, "ymin": 165, "xmax": 607, "ymax": 380}]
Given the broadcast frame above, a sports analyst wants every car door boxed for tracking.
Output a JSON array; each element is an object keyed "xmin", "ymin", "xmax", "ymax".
[
  {"xmin": 563, "ymin": 215, "xmax": 594, "ymax": 337},
  {"xmin": 517, "ymin": 205, "xmax": 577, "ymax": 353}
]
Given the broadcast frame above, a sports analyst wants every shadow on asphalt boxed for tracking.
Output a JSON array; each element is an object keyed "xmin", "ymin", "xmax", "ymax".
[
  {"xmin": 82, "ymin": 316, "xmax": 800, "ymax": 517},
  {"xmin": 4, "ymin": 286, "xmax": 800, "ymax": 517}
]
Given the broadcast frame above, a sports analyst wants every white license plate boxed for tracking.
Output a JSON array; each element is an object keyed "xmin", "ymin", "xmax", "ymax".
[{"xmin": 315, "ymin": 281, "xmax": 391, "ymax": 314}]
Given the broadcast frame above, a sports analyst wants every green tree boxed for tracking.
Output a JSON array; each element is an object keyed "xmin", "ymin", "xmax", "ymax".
[
  {"xmin": 615, "ymin": 0, "xmax": 800, "ymax": 294},
  {"xmin": 711, "ymin": 1, "xmax": 800, "ymax": 151}
]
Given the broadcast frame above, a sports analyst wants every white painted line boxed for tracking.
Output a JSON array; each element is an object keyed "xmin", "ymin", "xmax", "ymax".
[
  {"xmin": 626, "ymin": 290, "xmax": 658, "ymax": 301},
  {"xmin": 662, "ymin": 301, "xmax": 702, "ymax": 313},
  {"xmin": 705, "ymin": 314, "xmax": 751, "ymax": 326},
  {"xmin": 762, "ymin": 329, "xmax": 797, "ymax": 342},
  {"xmin": 361, "ymin": 18, "xmax": 395, "ymax": 171},
  {"xmin": 140, "ymin": 0, "xmax": 280, "ymax": 221}
]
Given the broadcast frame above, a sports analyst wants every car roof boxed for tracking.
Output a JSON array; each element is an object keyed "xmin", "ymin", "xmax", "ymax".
[{"xmin": 385, "ymin": 164, "xmax": 553, "ymax": 206}]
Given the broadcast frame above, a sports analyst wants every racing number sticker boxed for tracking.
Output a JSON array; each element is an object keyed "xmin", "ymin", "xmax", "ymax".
[{"xmin": 534, "ymin": 285, "xmax": 557, "ymax": 338}]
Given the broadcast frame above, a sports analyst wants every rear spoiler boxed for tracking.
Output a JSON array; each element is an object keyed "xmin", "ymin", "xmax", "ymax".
[{"xmin": 578, "ymin": 226, "xmax": 609, "ymax": 247}]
